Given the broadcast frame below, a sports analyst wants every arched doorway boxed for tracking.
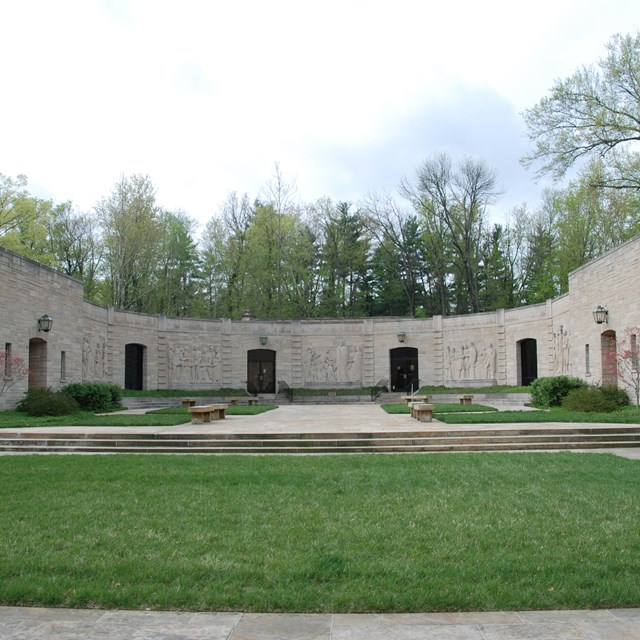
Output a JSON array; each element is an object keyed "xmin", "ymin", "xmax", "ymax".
[
  {"xmin": 390, "ymin": 347, "xmax": 419, "ymax": 393},
  {"xmin": 517, "ymin": 338, "xmax": 538, "ymax": 386},
  {"xmin": 28, "ymin": 338, "xmax": 48, "ymax": 388},
  {"xmin": 247, "ymin": 349, "xmax": 276, "ymax": 394},
  {"xmin": 601, "ymin": 330, "xmax": 618, "ymax": 385},
  {"xmin": 125, "ymin": 343, "xmax": 146, "ymax": 390}
]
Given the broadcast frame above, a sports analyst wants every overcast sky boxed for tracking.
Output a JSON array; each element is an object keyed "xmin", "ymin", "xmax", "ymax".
[{"xmin": 2, "ymin": 0, "xmax": 639, "ymax": 229}]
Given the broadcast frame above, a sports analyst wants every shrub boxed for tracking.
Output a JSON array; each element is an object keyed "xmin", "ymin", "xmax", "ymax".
[
  {"xmin": 599, "ymin": 384, "xmax": 629, "ymax": 409},
  {"xmin": 562, "ymin": 387, "xmax": 617, "ymax": 413},
  {"xmin": 530, "ymin": 376, "xmax": 587, "ymax": 408},
  {"xmin": 17, "ymin": 387, "xmax": 80, "ymax": 416},
  {"xmin": 63, "ymin": 383, "xmax": 123, "ymax": 412}
]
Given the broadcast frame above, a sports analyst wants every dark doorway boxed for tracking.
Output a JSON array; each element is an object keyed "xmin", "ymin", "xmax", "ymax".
[
  {"xmin": 125, "ymin": 343, "xmax": 145, "ymax": 390},
  {"xmin": 390, "ymin": 347, "xmax": 419, "ymax": 392},
  {"xmin": 518, "ymin": 338, "xmax": 538, "ymax": 386},
  {"xmin": 28, "ymin": 338, "xmax": 48, "ymax": 388},
  {"xmin": 247, "ymin": 349, "xmax": 276, "ymax": 394}
]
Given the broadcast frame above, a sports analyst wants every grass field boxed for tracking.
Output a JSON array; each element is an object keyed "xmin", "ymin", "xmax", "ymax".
[
  {"xmin": 382, "ymin": 403, "xmax": 497, "ymax": 414},
  {"xmin": 1, "ymin": 453, "xmax": 639, "ymax": 613},
  {"xmin": 435, "ymin": 407, "xmax": 640, "ymax": 424},
  {"xmin": 0, "ymin": 405, "xmax": 277, "ymax": 429}
]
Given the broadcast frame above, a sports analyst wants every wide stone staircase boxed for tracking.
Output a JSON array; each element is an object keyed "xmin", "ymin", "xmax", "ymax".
[{"xmin": 2, "ymin": 425, "xmax": 640, "ymax": 454}]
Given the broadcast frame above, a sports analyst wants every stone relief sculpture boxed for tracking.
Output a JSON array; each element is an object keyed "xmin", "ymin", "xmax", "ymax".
[
  {"xmin": 303, "ymin": 343, "xmax": 362, "ymax": 384},
  {"xmin": 445, "ymin": 341, "xmax": 496, "ymax": 381},
  {"xmin": 82, "ymin": 332, "xmax": 107, "ymax": 379},
  {"xmin": 552, "ymin": 327, "xmax": 571, "ymax": 374},
  {"xmin": 169, "ymin": 343, "xmax": 221, "ymax": 385}
]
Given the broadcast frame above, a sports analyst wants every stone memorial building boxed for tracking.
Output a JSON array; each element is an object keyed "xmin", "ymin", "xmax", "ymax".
[{"xmin": 1, "ymin": 234, "xmax": 638, "ymax": 409}]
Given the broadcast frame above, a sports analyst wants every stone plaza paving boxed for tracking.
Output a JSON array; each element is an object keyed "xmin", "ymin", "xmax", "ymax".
[{"xmin": 1, "ymin": 606, "xmax": 640, "ymax": 639}]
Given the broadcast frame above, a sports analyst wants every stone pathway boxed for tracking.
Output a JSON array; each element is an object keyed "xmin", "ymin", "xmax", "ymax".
[{"xmin": 1, "ymin": 606, "xmax": 639, "ymax": 639}]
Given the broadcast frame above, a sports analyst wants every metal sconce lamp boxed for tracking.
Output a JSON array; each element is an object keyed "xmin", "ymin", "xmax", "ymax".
[
  {"xmin": 259, "ymin": 334, "xmax": 268, "ymax": 346},
  {"xmin": 397, "ymin": 331, "xmax": 406, "ymax": 343},
  {"xmin": 592, "ymin": 305, "xmax": 609, "ymax": 325},
  {"xmin": 37, "ymin": 314, "xmax": 53, "ymax": 332}
]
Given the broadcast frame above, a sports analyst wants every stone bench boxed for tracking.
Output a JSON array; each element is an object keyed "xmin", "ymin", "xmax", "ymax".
[
  {"xmin": 411, "ymin": 402, "xmax": 434, "ymax": 422},
  {"xmin": 227, "ymin": 396, "xmax": 258, "ymax": 406},
  {"xmin": 401, "ymin": 394, "xmax": 430, "ymax": 405},
  {"xmin": 459, "ymin": 395, "xmax": 474, "ymax": 405},
  {"xmin": 180, "ymin": 398, "xmax": 199, "ymax": 409},
  {"xmin": 188, "ymin": 404, "xmax": 228, "ymax": 423}
]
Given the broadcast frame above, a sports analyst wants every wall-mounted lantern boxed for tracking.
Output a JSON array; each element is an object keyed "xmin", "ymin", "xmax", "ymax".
[
  {"xmin": 592, "ymin": 305, "xmax": 609, "ymax": 325},
  {"xmin": 259, "ymin": 334, "xmax": 268, "ymax": 346},
  {"xmin": 397, "ymin": 331, "xmax": 406, "ymax": 343},
  {"xmin": 37, "ymin": 314, "xmax": 53, "ymax": 332}
]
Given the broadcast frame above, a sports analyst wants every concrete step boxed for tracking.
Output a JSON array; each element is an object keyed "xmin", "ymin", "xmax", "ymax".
[{"xmin": 1, "ymin": 426, "xmax": 640, "ymax": 454}]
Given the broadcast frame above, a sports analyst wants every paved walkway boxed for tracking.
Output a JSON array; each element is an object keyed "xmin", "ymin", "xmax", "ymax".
[
  {"xmin": 4, "ymin": 402, "xmax": 640, "ymax": 459},
  {"xmin": 2, "ymin": 606, "xmax": 639, "ymax": 639}
]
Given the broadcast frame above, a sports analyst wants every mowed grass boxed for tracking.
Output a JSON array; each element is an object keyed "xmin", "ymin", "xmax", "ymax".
[
  {"xmin": 1, "ymin": 453, "xmax": 639, "ymax": 613},
  {"xmin": 435, "ymin": 407, "xmax": 640, "ymax": 424},
  {"xmin": 382, "ymin": 403, "xmax": 497, "ymax": 414},
  {"xmin": 0, "ymin": 405, "xmax": 277, "ymax": 429}
]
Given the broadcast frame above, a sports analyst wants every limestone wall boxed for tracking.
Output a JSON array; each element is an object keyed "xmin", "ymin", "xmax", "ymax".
[
  {"xmin": 0, "ymin": 251, "xmax": 85, "ymax": 408},
  {"xmin": 1, "ymin": 234, "xmax": 638, "ymax": 408}
]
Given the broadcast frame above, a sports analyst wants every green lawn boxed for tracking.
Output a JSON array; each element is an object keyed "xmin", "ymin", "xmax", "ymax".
[
  {"xmin": 435, "ymin": 407, "xmax": 640, "ymax": 424},
  {"xmin": 0, "ymin": 453, "xmax": 638, "ymax": 613},
  {"xmin": 121, "ymin": 388, "xmax": 248, "ymax": 397},
  {"xmin": 0, "ymin": 405, "xmax": 277, "ymax": 429},
  {"xmin": 419, "ymin": 385, "xmax": 531, "ymax": 394},
  {"xmin": 382, "ymin": 403, "xmax": 497, "ymax": 414}
]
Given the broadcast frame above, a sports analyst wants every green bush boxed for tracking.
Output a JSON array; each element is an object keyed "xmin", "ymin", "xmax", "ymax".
[
  {"xmin": 599, "ymin": 384, "xmax": 629, "ymax": 409},
  {"xmin": 17, "ymin": 387, "xmax": 80, "ymax": 416},
  {"xmin": 562, "ymin": 387, "xmax": 617, "ymax": 413},
  {"xmin": 530, "ymin": 376, "xmax": 587, "ymax": 408},
  {"xmin": 63, "ymin": 383, "xmax": 123, "ymax": 412}
]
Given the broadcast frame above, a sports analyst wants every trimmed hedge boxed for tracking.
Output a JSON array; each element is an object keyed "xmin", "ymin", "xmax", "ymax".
[
  {"xmin": 17, "ymin": 387, "xmax": 80, "ymax": 416},
  {"xmin": 529, "ymin": 376, "xmax": 587, "ymax": 408},
  {"xmin": 63, "ymin": 383, "xmax": 123, "ymax": 412},
  {"xmin": 562, "ymin": 387, "xmax": 617, "ymax": 413}
]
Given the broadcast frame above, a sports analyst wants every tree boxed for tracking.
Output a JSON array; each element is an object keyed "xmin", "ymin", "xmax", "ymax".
[
  {"xmin": 478, "ymin": 224, "xmax": 518, "ymax": 311},
  {"xmin": 522, "ymin": 32, "xmax": 640, "ymax": 188},
  {"xmin": 96, "ymin": 175, "xmax": 161, "ymax": 311},
  {"xmin": 314, "ymin": 200, "xmax": 371, "ymax": 317},
  {"xmin": 0, "ymin": 350, "xmax": 29, "ymax": 399},
  {"xmin": 403, "ymin": 154, "xmax": 500, "ymax": 314},
  {"xmin": 151, "ymin": 211, "xmax": 201, "ymax": 316},
  {"xmin": 614, "ymin": 327, "xmax": 640, "ymax": 410},
  {"xmin": 46, "ymin": 202, "xmax": 103, "ymax": 299},
  {"xmin": 517, "ymin": 194, "xmax": 561, "ymax": 303},
  {"xmin": 0, "ymin": 173, "xmax": 37, "ymax": 238},
  {"xmin": 200, "ymin": 216, "xmax": 230, "ymax": 318},
  {"xmin": 217, "ymin": 192, "xmax": 254, "ymax": 317},
  {"xmin": 363, "ymin": 193, "xmax": 428, "ymax": 316}
]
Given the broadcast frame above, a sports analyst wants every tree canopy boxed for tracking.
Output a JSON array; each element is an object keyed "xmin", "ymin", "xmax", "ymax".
[{"xmin": 522, "ymin": 32, "xmax": 640, "ymax": 189}]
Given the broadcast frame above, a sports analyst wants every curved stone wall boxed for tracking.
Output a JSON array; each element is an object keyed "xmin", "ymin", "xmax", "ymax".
[{"xmin": 1, "ymin": 235, "xmax": 638, "ymax": 408}]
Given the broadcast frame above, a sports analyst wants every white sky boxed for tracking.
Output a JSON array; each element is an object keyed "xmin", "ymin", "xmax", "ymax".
[{"xmin": 2, "ymin": 0, "xmax": 640, "ymax": 230}]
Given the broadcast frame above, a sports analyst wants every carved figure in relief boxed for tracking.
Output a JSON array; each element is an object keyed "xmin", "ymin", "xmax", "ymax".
[
  {"xmin": 485, "ymin": 343, "xmax": 496, "ymax": 379},
  {"xmin": 82, "ymin": 332, "xmax": 107, "ymax": 379},
  {"xmin": 552, "ymin": 326, "xmax": 571, "ymax": 374},
  {"xmin": 468, "ymin": 341, "xmax": 478, "ymax": 378},
  {"xmin": 303, "ymin": 343, "xmax": 361, "ymax": 384},
  {"xmin": 336, "ymin": 341, "xmax": 349, "ymax": 381},
  {"xmin": 445, "ymin": 341, "xmax": 496, "ymax": 381},
  {"xmin": 169, "ymin": 343, "xmax": 221, "ymax": 384},
  {"xmin": 445, "ymin": 346, "xmax": 453, "ymax": 380},
  {"xmin": 347, "ymin": 346, "xmax": 362, "ymax": 381},
  {"xmin": 83, "ymin": 333, "xmax": 92, "ymax": 377}
]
